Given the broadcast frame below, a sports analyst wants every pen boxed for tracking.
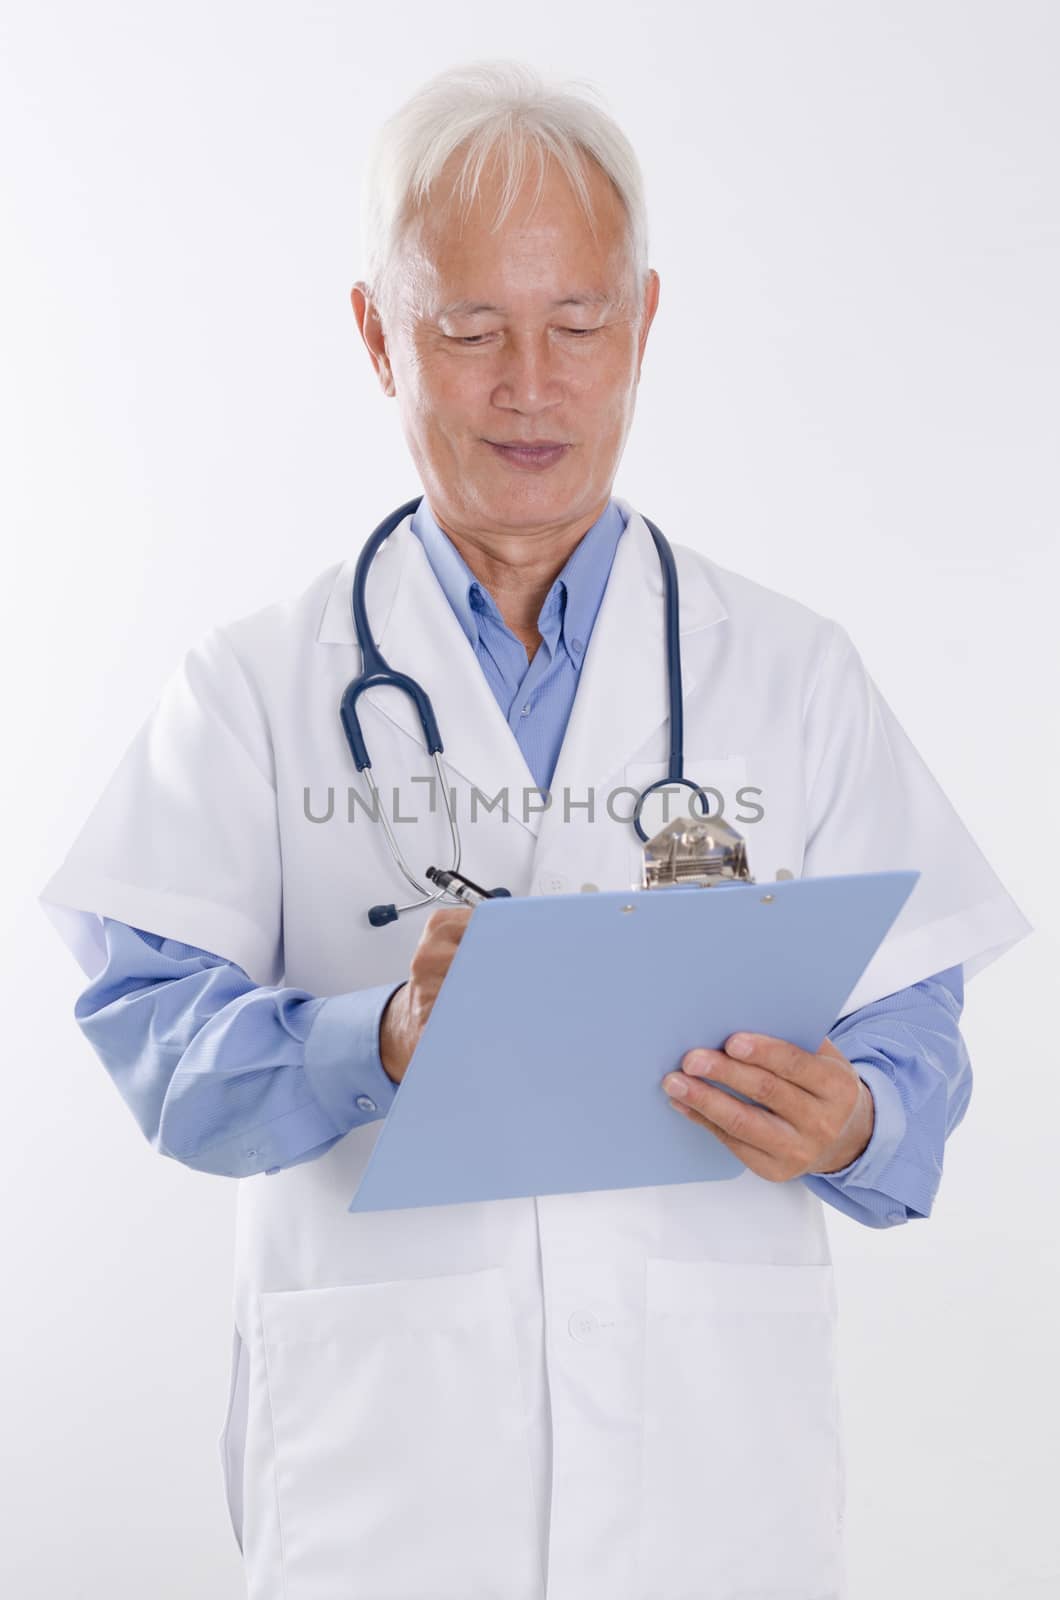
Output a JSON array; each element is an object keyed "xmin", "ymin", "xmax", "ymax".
[{"xmin": 424, "ymin": 866, "xmax": 511, "ymax": 907}]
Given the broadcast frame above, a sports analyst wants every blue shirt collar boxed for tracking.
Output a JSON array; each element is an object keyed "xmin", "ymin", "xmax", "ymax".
[{"xmin": 409, "ymin": 495, "xmax": 628, "ymax": 669}]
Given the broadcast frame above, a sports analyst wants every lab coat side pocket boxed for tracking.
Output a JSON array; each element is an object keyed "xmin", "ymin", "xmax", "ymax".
[
  {"xmin": 218, "ymin": 1319, "xmax": 248, "ymax": 1554},
  {"xmin": 637, "ymin": 1256, "xmax": 844, "ymax": 1600},
  {"xmin": 259, "ymin": 1266, "xmax": 545, "ymax": 1600}
]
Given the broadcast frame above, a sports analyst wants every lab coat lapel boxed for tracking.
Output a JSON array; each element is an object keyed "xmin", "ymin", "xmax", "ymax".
[
  {"xmin": 537, "ymin": 509, "xmax": 729, "ymax": 851},
  {"xmin": 318, "ymin": 515, "xmax": 541, "ymax": 837}
]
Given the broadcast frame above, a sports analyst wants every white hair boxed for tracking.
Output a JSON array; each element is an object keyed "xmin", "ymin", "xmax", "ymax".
[{"xmin": 359, "ymin": 59, "xmax": 650, "ymax": 322}]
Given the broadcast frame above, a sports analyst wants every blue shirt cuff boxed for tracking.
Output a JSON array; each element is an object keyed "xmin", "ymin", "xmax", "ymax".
[
  {"xmin": 301, "ymin": 982, "xmax": 404, "ymax": 1137},
  {"xmin": 806, "ymin": 1059, "xmax": 943, "ymax": 1223},
  {"xmin": 813, "ymin": 1060, "xmax": 909, "ymax": 1188}
]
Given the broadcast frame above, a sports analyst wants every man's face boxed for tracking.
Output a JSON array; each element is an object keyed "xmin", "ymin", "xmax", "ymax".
[{"xmin": 353, "ymin": 149, "xmax": 659, "ymax": 543}]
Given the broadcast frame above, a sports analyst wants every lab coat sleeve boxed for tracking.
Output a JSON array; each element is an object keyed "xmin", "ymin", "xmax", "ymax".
[
  {"xmin": 39, "ymin": 627, "xmax": 284, "ymax": 986},
  {"xmin": 801, "ymin": 621, "xmax": 1032, "ymax": 1013}
]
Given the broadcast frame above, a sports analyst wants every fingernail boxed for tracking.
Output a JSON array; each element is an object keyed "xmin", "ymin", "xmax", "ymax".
[
  {"xmin": 664, "ymin": 1074, "xmax": 689, "ymax": 1098},
  {"xmin": 727, "ymin": 1034, "xmax": 753, "ymax": 1058},
  {"xmin": 683, "ymin": 1050, "xmax": 713, "ymax": 1076}
]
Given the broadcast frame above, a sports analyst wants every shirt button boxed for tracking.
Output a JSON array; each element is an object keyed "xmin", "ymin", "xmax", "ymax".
[
  {"xmin": 245, "ymin": 1148, "xmax": 258, "ymax": 1158},
  {"xmin": 568, "ymin": 1310, "xmax": 600, "ymax": 1342},
  {"xmin": 521, "ymin": 703, "xmax": 531, "ymax": 716},
  {"xmin": 571, "ymin": 637, "xmax": 584, "ymax": 653},
  {"xmin": 356, "ymin": 1095, "xmax": 377, "ymax": 1113}
]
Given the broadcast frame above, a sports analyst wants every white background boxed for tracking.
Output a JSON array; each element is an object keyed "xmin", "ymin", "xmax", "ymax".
[{"xmin": 2, "ymin": 2, "xmax": 1056, "ymax": 1595}]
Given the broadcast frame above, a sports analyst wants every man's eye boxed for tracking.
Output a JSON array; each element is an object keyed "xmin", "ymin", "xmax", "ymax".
[{"xmin": 449, "ymin": 327, "xmax": 599, "ymax": 345}]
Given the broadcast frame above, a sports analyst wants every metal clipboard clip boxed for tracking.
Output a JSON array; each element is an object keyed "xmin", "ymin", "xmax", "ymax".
[{"xmin": 641, "ymin": 812, "xmax": 756, "ymax": 889}]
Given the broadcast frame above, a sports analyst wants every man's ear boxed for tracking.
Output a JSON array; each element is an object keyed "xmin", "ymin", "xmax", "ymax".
[
  {"xmin": 636, "ymin": 268, "xmax": 660, "ymax": 382},
  {"xmin": 351, "ymin": 282, "xmax": 396, "ymax": 397}
]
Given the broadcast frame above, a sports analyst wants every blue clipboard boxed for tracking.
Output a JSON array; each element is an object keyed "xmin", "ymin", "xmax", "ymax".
[{"xmin": 348, "ymin": 870, "xmax": 919, "ymax": 1213}]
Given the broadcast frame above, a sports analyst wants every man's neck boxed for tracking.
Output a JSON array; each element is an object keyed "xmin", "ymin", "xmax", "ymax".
[{"xmin": 435, "ymin": 500, "xmax": 607, "ymax": 644}]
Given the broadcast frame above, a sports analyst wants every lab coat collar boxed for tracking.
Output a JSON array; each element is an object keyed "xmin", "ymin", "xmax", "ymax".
[{"xmin": 315, "ymin": 498, "xmax": 729, "ymax": 839}]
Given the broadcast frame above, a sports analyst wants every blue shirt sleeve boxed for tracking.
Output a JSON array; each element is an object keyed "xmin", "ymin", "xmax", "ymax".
[
  {"xmin": 802, "ymin": 965, "xmax": 970, "ymax": 1228},
  {"xmin": 73, "ymin": 917, "xmax": 404, "ymax": 1178}
]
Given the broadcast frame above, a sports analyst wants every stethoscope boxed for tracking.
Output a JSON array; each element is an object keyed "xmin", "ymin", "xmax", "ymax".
[{"xmin": 340, "ymin": 497, "xmax": 712, "ymax": 927}]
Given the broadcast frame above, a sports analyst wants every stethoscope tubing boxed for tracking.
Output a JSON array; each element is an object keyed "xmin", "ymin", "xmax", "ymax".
[{"xmin": 341, "ymin": 497, "xmax": 710, "ymax": 920}]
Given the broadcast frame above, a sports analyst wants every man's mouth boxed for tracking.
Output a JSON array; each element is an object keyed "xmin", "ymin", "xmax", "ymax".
[{"xmin": 485, "ymin": 440, "xmax": 571, "ymax": 470}]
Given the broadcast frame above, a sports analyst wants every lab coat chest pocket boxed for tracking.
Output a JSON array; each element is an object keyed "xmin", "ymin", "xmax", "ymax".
[
  {"xmin": 637, "ymin": 1257, "xmax": 844, "ymax": 1600},
  {"xmin": 623, "ymin": 755, "xmax": 748, "ymax": 888},
  {"xmin": 623, "ymin": 752, "xmax": 798, "ymax": 888},
  {"xmin": 260, "ymin": 1267, "xmax": 544, "ymax": 1600}
]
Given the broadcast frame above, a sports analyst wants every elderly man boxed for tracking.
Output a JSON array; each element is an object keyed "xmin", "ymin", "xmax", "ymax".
[{"xmin": 41, "ymin": 58, "xmax": 1029, "ymax": 1600}]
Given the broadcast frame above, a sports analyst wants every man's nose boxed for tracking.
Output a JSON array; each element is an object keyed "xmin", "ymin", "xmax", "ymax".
[{"xmin": 492, "ymin": 332, "xmax": 564, "ymax": 411}]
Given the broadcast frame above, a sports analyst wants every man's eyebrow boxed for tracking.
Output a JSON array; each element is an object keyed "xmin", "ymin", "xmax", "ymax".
[{"xmin": 437, "ymin": 291, "xmax": 614, "ymax": 318}]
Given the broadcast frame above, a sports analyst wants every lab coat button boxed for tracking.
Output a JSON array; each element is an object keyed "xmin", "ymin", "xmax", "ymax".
[
  {"xmin": 568, "ymin": 1309, "xmax": 600, "ymax": 1342},
  {"xmin": 355, "ymin": 1095, "xmax": 377, "ymax": 1113},
  {"xmin": 539, "ymin": 874, "xmax": 567, "ymax": 893}
]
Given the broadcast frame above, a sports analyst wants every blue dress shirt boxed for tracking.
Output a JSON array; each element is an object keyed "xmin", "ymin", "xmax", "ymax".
[
  {"xmin": 70, "ymin": 497, "xmax": 973, "ymax": 1227},
  {"xmin": 410, "ymin": 494, "xmax": 628, "ymax": 792}
]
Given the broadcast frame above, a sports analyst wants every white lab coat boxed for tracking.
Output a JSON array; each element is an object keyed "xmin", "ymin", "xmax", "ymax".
[{"xmin": 41, "ymin": 500, "xmax": 1031, "ymax": 1600}]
